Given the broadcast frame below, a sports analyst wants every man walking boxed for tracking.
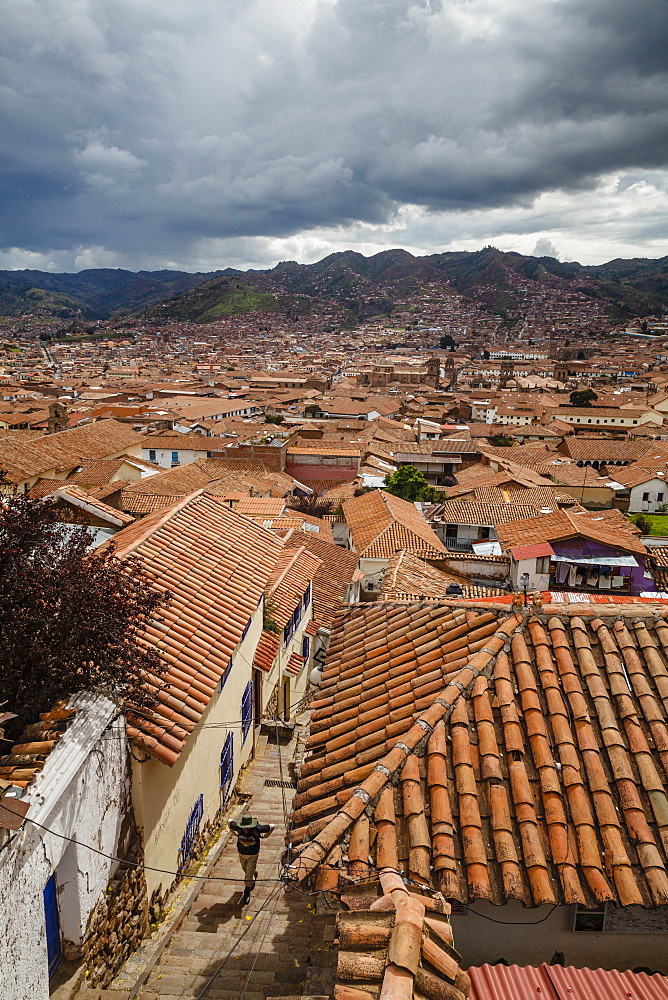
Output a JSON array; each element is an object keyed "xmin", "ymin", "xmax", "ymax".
[{"xmin": 229, "ymin": 814, "xmax": 275, "ymax": 905}]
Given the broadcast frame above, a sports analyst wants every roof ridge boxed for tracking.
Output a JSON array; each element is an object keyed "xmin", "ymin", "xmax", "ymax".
[
  {"xmin": 109, "ymin": 488, "xmax": 207, "ymax": 557},
  {"xmin": 287, "ymin": 611, "xmax": 522, "ymax": 883},
  {"xmin": 269, "ymin": 544, "xmax": 306, "ymax": 595}
]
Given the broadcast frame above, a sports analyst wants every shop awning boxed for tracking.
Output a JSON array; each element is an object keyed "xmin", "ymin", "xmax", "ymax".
[{"xmin": 551, "ymin": 553, "xmax": 638, "ymax": 568}]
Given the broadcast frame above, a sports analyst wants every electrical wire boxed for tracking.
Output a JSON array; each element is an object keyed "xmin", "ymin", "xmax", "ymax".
[
  {"xmin": 0, "ymin": 793, "xmax": 442, "ymax": 901},
  {"xmin": 460, "ymin": 904, "xmax": 557, "ymax": 925},
  {"xmin": 0, "ymin": 798, "xmax": 278, "ymax": 884}
]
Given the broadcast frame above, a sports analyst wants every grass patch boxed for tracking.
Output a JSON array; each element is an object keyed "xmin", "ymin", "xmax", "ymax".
[
  {"xmin": 197, "ymin": 286, "xmax": 279, "ymax": 321},
  {"xmin": 642, "ymin": 515, "xmax": 668, "ymax": 536}
]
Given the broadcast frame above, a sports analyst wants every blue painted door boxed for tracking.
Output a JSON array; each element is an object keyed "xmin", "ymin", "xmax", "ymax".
[{"xmin": 43, "ymin": 874, "xmax": 61, "ymax": 977}]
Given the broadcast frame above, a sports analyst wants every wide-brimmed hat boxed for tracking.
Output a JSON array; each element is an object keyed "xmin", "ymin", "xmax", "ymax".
[{"xmin": 238, "ymin": 814, "xmax": 258, "ymax": 828}]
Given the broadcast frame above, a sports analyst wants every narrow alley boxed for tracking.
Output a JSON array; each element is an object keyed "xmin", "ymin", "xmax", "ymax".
[{"xmin": 95, "ymin": 725, "xmax": 337, "ymax": 1000}]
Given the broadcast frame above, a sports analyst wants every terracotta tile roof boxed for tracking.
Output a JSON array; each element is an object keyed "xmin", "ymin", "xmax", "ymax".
[
  {"xmin": 110, "ymin": 492, "xmax": 284, "ymax": 764},
  {"xmin": 334, "ymin": 874, "xmax": 469, "ymax": 1000},
  {"xmin": 434, "ymin": 500, "xmax": 544, "ymax": 527},
  {"xmin": 27, "ymin": 478, "xmax": 68, "ymax": 498},
  {"xmin": 0, "ymin": 704, "xmax": 77, "ymax": 791},
  {"xmin": 53, "ymin": 484, "xmax": 135, "ymax": 526},
  {"xmin": 343, "ymin": 490, "xmax": 447, "ymax": 560},
  {"xmin": 497, "ymin": 508, "xmax": 647, "ymax": 556},
  {"xmin": 288, "ymin": 600, "xmax": 668, "ymax": 911},
  {"xmin": 236, "ymin": 496, "xmax": 286, "ymax": 517},
  {"xmin": 468, "ymin": 486, "xmax": 564, "ymax": 509},
  {"xmin": 253, "ymin": 545, "xmax": 323, "ymax": 673},
  {"xmin": 284, "ymin": 530, "xmax": 359, "ymax": 631},
  {"xmin": 468, "ymin": 963, "xmax": 668, "ymax": 1000},
  {"xmin": 563, "ymin": 438, "xmax": 658, "ymax": 464},
  {"xmin": 119, "ymin": 492, "xmax": 184, "ymax": 514}
]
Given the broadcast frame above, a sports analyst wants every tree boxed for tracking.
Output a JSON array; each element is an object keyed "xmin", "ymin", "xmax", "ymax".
[
  {"xmin": 439, "ymin": 335, "xmax": 456, "ymax": 349},
  {"xmin": 631, "ymin": 513, "xmax": 652, "ymax": 536},
  {"xmin": 482, "ymin": 349, "xmax": 490, "ymax": 360},
  {"xmin": 569, "ymin": 388, "xmax": 598, "ymax": 408},
  {"xmin": 286, "ymin": 495, "xmax": 334, "ymax": 518},
  {"xmin": 264, "ymin": 414, "xmax": 284, "ymax": 425},
  {"xmin": 489, "ymin": 435, "xmax": 515, "ymax": 447},
  {"xmin": 304, "ymin": 404, "xmax": 320, "ymax": 417},
  {"xmin": 0, "ymin": 483, "xmax": 169, "ymax": 736},
  {"xmin": 384, "ymin": 465, "xmax": 441, "ymax": 502}
]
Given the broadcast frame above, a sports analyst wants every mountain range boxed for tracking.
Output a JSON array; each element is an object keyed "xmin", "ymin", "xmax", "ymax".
[{"xmin": 2, "ymin": 248, "xmax": 667, "ymax": 324}]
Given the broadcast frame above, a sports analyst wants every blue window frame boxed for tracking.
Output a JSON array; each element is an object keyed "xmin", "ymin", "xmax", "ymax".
[
  {"xmin": 304, "ymin": 583, "xmax": 311, "ymax": 609},
  {"xmin": 148, "ymin": 449, "xmax": 156, "ymax": 462},
  {"xmin": 219, "ymin": 657, "xmax": 232, "ymax": 691},
  {"xmin": 241, "ymin": 615, "xmax": 253, "ymax": 642},
  {"xmin": 171, "ymin": 450, "xmax": 179, "ymax": 466},
  {"xmin": 241, "ymin": 681, "xmax": 253, "ymax": 744},
  {"xmin": 220, "ymin": 733, "xmax": 234, "ymax": 807},
  {"xmin": 178, "ymin": 794, "xmax": 204, "ymax": 872},
  {"xmin": 302, "ymin": 635, "xmax": 310, "ymax": 661}
]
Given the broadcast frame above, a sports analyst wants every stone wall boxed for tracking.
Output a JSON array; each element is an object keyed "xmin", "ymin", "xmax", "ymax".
[{"xmin": 83, "ymin": 835, "xmax": 149, "ymax": 988}]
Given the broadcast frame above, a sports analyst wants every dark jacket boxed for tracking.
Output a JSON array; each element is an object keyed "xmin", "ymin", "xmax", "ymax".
[{"xmin": 230, "ymin": 820, "xmax": 271, "ymax": 855}]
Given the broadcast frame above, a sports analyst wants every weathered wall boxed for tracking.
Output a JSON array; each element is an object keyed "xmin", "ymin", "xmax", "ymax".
[
  {"xmin": 454, "ymin": 900, "xmax": 668, "ymax": 974},
  {"xmin": 0, "ymin": 694, "xmax": 128, "ymax": 1000},
  {"xmin": 83, "ymin": 828, "xmax": 149, "ymax": 987}
]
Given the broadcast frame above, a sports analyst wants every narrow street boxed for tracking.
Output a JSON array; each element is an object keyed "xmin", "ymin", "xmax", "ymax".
[{"xmin": 102, "ymin": 725, "xmax": 337, "ymax": 1000}]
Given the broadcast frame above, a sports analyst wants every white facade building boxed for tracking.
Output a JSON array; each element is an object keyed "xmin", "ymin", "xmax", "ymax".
[{"xmin": 0, "ymin": 693, "xmax": 127, "ymax": 1000}]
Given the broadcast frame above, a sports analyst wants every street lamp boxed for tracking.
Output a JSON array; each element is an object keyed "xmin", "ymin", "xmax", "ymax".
[{"xmin": 520, "ymin": 572, "xmax": 530, "ymax": 607}]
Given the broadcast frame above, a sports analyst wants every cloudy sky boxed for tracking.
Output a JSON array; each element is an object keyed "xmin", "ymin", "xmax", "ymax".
[{"xmin": 2, "ymin": 0, "xmax": 668, "ymax": 272}]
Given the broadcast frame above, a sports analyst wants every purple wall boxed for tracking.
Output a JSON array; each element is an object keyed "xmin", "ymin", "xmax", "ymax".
[{"xmin": 551, "ymin": 538, "xmax": 654, "ymax": 595}]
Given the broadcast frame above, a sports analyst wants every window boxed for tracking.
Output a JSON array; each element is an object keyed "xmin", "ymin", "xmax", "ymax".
[
  {"xmin": 171, "ymin": 451, "xmax": 179, "ymax": 466},
  {"xmin": 643, "ymin": 492, "xmax": 650, "ymax": 501},
  {"xmin": 445, "ymin": 525, "xmax": 458, "ymax": 538},
  {"xmin": 302, "ymin": 635, "xmax": 310, "ymax": 661},
  {"xmin": 178, "ymin": 794, "xmax": 204, "ymax": 871},
  {"xmin": 241, "ymin": 681, "xmax": 253, "ymax": 743},
  {"xmin": 536, "ymin": 555, "xmax": 550, "ymax": 574},
  {"xmin": 479, "ymin": 526, "xmax": 491, "ymax": 540},
  {"xmin": 207, "ymin": 451, "xmax": 212, "ymax": 458},
  {"xmin": 220, "ymin": 733, "xmax": 234, "ymax": 807},
  {"xmin": 241, "ymin": 615, "xmax": 253, "ymax": 642},
  {"xmin": 659, "ymin": 493, "xmax": 665, "ymax": 502},
  {"xmin": 303, "ymin": 583, "xmax": 311, "ymax": 609},
  {"xmin": 219, "ymin": 657, "xmax": 232, "ymax": 691},
  {"xmin": 148, "ymin": 449, "xmax": 156, "ymax": 462}
]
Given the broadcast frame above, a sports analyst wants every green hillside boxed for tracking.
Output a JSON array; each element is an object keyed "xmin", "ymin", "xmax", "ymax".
[{"xmin": 147, "ymin": 276, "xmax": 280, "ymax": 322}]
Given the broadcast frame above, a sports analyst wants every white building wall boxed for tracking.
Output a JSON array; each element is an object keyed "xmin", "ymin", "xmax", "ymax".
[
  {"xmin": 0, "ymin": 693, "xmax": 127, "ymax": 1000},
  {"xmin": 628, "ymin": 479, "xmax": 668, "ymax": 513},
  {"xmin": 453, "ymin": 900, "xmax": 668, "ymax": 974},
  {"xmin": 141, "ymin": 446, "xmax": 210, "ymax": 469}
]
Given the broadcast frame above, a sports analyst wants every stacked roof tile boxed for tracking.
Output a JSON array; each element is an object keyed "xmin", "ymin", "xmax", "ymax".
[
  {"xmin": 111, "ymin": 491, "xmax": 284, "ymax": 764},
  {"xmin": 343, "ymin": 490, "xmax": 447, "ymax": 559},
  {"xmin": 289, "ymin": 600, "xmax": 668, "ymax": 910}
]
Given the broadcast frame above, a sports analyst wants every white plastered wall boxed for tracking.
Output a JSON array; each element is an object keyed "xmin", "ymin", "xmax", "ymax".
[
  {"xmin": 0, "ymin": 694, "xmax": 128, "ymax": 1000},
  {"xmin": 453, "ymin": 900, "xmax": 668, "ymax": 974}
]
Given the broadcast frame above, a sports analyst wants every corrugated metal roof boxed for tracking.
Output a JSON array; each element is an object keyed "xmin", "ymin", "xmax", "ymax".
[{"xmin": 468, "ymin": 963, "xmax": 668, "ymax": 1000}]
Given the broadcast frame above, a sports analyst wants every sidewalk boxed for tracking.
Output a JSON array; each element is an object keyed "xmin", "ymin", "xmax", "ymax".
[{"xmin": 101, "ymin": 726, "xmax": 337, "ymax": 1000}]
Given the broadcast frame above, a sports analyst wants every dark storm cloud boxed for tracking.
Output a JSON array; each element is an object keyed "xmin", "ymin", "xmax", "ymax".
[{"xmin": 1, "ymin": 0, "xmax": 667, "ymax": 265}]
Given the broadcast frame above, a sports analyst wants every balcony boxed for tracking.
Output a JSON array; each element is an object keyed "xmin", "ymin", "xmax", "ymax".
[{"xmin": 444, "ymin": 537, "xmax": 474, "ymax": 552}]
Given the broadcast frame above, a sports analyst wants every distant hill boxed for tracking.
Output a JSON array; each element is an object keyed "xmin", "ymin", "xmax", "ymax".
[
  {"xmin": 1, "ymin": 249, "xmax": 667, "ymax": 323},
  {"xmin": 0, "ymin": 268, "xmax": 224, "ymax": 319},
  {"xmin": 144, "ymin": 275, "xmax": 280, "ymax": 323}
]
